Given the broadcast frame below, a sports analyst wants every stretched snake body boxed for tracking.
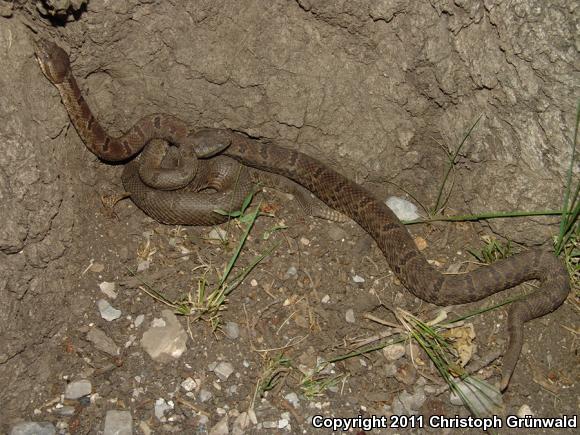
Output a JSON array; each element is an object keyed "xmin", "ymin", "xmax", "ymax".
[{"xmin": 35, "ymin": 38, "xmax": 571, "ymax": 390}]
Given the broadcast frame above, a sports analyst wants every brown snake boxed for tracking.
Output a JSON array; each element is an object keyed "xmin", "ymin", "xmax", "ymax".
[{"xmin": 35, "ymin": 38, "xmax": 571, "ymax": 390}]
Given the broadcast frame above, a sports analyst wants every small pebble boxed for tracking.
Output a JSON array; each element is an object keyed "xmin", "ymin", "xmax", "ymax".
[
  {"xmin": 55, "ymin": 406, "xmax": 76, "ymax": 416},
  {"xmin": 300, "ymin": 237, "xmax": 310, "ymax": 246},
  {"xmin": 517, "ymin": 404, "xmax": 534, "ymax": 417},
  {"xmin": 141, "ymin": 310, "xmax": 188, "ymax": 362},
  {"xmin": 208, "ymin": 228, "xmax": 227, "ymax": 240},
  {"xmin": 97, "ymin": 299, "xmax": 121, "ymax": 321},
  {"xmin": 321, "ymin": 294, "xmax": 330, "ymax": 304},
  {"xmin": 65, "ymin": 379, "xmax": 92, "ymax": 399},
  {"xmin": 345, "ymin": 309, "xmax": 355, "ymax": 323},
  {"xmin": 90, "ymin": 262, "xmax": 105, "ymax": 273},
  {"xmin": 10, "ymin": 422, "xmax": 56, "ymax": 435},
  {"xmin": 284, "ymin": 392, "xmax": 300, "ymax": 408},
  {"xmin": 134, "ymin": 314, "xmax": 145, "ymax": 328},
  {"xmin": 213, "ymin": 361, "xmax": 235, "ymax": 381},
  {"xmin": 284, "ymin": 266, "xmax": 298, "ymax": 279},
  {"xmin": 262, "ymin": 421, "xmax": 278, "ymax": 429},
  {"xmin": 181, "ymin": 377, "xmax": 198, "ymax": 392},
  {"xmin": 250, "ymin": 279, "xmax": 258, "ymax": 287},
  {"xmin": 86, "ymin": 327, "xmax": 120, "ymax": 356},
  {"xmin": 103, "ymin": 410, "xmax": 132, "ymax": 435},
  {"xmin": 154, "ymin": 398, "xmax": 173, "ymax": 421},
  {"xmin": 352, "ymin": 275, "xmax": 365, "ymax": 283},
  {"xmin": 199, "ymin": 389, "xmax": 213, "ymax": 402},
  {"xmin": 224, "ymin": 322, "xmax": 240, "ymax": 340},
  {"xmin": 99, "ymin": 281, "xmax": 117, "ymax": 299},
  {"xmin": 383, "ymin": 344, "xmax": 406, "ymax": 361}
]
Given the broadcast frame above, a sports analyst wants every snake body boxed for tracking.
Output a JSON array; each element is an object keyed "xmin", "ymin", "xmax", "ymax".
[{"xmin": 35, "ymin": 38, "xmax": 571, "ymax": 390}]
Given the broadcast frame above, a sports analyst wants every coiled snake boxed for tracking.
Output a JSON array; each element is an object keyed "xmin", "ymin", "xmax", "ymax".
[{"xmin": 35, "ymin": 38, "xmax": 570, "ymax": 390}]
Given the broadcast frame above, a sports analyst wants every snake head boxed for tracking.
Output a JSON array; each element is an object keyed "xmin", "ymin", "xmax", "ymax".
[
  {"xmin": 34, "ymin": 38, "xmax": 70, "ymax": 84},
  {"xmin": 190, "ymin": 129, "xmax": 232, "ymax": 158}
]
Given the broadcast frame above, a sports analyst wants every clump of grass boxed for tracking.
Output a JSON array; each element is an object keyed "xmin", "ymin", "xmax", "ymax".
[
  {"xmin": 300, "ymin": 368, "xmax": 344, "ymax": 400},
  {"xmin": 395, "ymin": 309, "xmax": 503, "ymax": 418},
  {"xmin": 129, "ymin": 190, "xmax": 281, "ymax": 330},
  {"xmin": 467, "ymin": 236, "xmax": 513, "ymax": 264}
]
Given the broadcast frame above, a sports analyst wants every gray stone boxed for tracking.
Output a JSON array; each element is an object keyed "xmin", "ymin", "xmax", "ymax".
[
  {"xmin": 65, "ymin": 379, "xmax": 92, "ymax": 399},
  {"xmin": 55, "ymin": 405, "xmax": 76, "ymax": 416},
  {"xmin": 199, "ymin": 389, "xmax": 213, "ymax": 402},
  {"xmin": 383, "ymin": 344, "xmax": 406, "ymax": 361},
  {"xmin": 97, "ymin": 299, "xmax": 122, "ymax": 321},
  {"xmin": 212, "ymin": 361, "xmax": 235, "ymax": 381},
  {"xmin": 224, "ymin": 322, "xmax": 240, "ymax": 340},
  {"xmin": 10, "ymin": 422, "xmax": 56, "ymax": 435},
  {"xmin": 141, "ymin": 310, "xmax": 188, "ymax": 362},
  {"xmin": 103, "ymin": 410, "xmax": 132, "ymax": 435},
  {"xmin": 345, "ymin": 309, "xmax": 355, "ymax": 323},
  {"xmin": 86, "ymin": 327, "xmax": 120, "ymax": 356},
  {"xmin": 154, "ymin": 398, "xmax": 174, "ymax": 421}
]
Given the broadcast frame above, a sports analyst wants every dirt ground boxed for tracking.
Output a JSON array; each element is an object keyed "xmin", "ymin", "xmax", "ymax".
[{"xmin": 0, "ymin": 1, "xmax": 578, "ymax": 434}]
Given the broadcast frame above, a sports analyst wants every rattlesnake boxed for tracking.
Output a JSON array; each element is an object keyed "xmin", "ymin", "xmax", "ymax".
[{"xmin": 35, "ymin": 38, "xmax": 571, "ymax": 390}]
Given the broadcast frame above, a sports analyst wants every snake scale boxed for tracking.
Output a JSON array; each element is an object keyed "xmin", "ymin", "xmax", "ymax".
[{"xmin": 35, "ymin": 38, "xmax": 570, "ymax": 390}]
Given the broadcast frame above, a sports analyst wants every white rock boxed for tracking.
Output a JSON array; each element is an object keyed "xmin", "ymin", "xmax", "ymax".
[
  {"xmin": 154, "ymin": 398, "xmax": 173, "ymax": 421},
  {"xmin": 321, "ymin": 295, "xmax": 330, "ymax": 304},
  {"xmin": 345, "ymin": 309, "xmax": 355, "ymax": 323},
  {"xmin": 352, "ymin": 275, "xmax": 365, "ymax": 283},
  {"xmin": 181, "ymin": 377, "xmax": 198, "ymax": 392},
  {"xmin": 284, "ymin": 392, "xmax": 300, "ymax": 408},
  {"xmin": 141, "ymin": 310, "xmax": 188, "ymax": 362},
  {"xmin": 383, "ymin": 344, "xmax": 406, "ymax": 361},
  {"xmin": 99, "ymin": 281, "xmax": 117, "ymax": 299},
  {"xmin": 65, "ymin": 379, "xmax": 92, "ymax": 399},
  {"xmin": 213, "ymin": 361, "xmax": 235, "ymax": 381},
  {"xmin": 385, "ymin": 196, "xmax": 420, "ymax": 221},
  {"xmin": 517, "ymin": 404, "xmax": 534, "ymax": 417},
  {"xmin": 97, "ymin": 299, "xmax": 121, "ymax": 321},
  {"xmin": 199, "ymin": 389, "xmax": 213, "ymax": 402},
  {"xmin": 134, "ymin": 314, "xmax": 145, "ymax": 328},
  {"xmin": 103, "ymin": 410, "xmax": 132, "ymax": 435},
  {"xmin": 208, "ymin": 228, "xmax": 227, "ymax": 240}
]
